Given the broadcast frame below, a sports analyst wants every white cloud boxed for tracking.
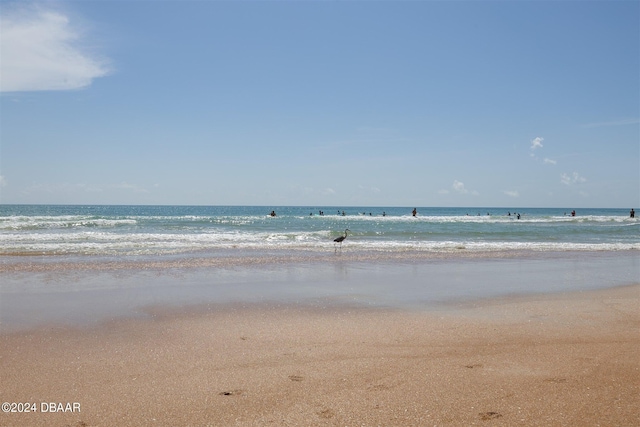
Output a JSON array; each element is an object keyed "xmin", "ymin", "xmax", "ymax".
[
  {"xmin": 543, "ymin": 158, "xmax": 557, "ymax": 165},
  {"xmin": 438, "ymin": 189, "xmax": 450, "ymax": 195},
  {"xmin": 503, "ymin": 190, "xmax": 519, "ymax": 198},
  {"xmin": 112, "ymin": 182, "xmax": 148, "ymax": 193},
  {"xmin": 0, "ymin": 4, "xmax": 110, "ymax": 92},
  {"xmin": 529, "ymin": 137, "xmax": 545, "ymax": 160},
  {"xmin": 453, "ymin": 180, "xmax": 468, "ymax": 194},
  {"xmin": 561, "ymin": 172, "xmax": 587, "ymax": 186},
  {"xmin": 321, "ymin": 188, "xmax": 335, "ymax": 196},
  {"xmin": 0, "ymin": 175, "xmax": 7, "ymax": 187},
  {"xmin": 530, "ymin": 137, "xmax": 544, "ymax": 151},
  {"xmin": 451, "ymin": 180, "xmax": 479, "ymax": 196}
]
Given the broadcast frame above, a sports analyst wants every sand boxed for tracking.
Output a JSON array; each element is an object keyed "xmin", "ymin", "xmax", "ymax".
[{"xmin": 1, "ymin": 284, "xmax": 638, "ymax": 427}]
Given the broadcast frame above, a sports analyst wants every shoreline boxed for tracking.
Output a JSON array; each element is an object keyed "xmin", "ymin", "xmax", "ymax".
[
  {"xmin": 1, "ymin": 247, "xmax": 637, "ymax": 271},
  {"xmin": 1, "ymin": 284, "xmax": 638, "ymax": 426},
  {"xmin": 1, "ymin": 250, "xmax": 638, "ymax": 332}
]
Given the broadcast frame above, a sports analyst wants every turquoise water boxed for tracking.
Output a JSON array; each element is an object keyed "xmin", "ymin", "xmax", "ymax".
[
  {"xmin": 1, "ymin": 205, "xmax": 637, "ymax": 256},
  {"xmin": 1, "ymin": 205, "xmax": 638, "ymax": 329}
]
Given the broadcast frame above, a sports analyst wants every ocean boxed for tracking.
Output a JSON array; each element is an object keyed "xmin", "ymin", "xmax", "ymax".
[
  {"xmin": 1, "ymin": 205, "xmax": 638, "ymax": 328},
  {"xmin": 0, "ymin": 205, "xmax": 637, "ymax": 257}
]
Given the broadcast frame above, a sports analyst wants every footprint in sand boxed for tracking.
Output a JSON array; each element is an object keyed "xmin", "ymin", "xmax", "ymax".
[
  {"xmin": 219, "ymin": 389, "xmax": 244, "ymax": 396},
  {"xmin": 317, "ymin": 408, "xmax": 335, "ymax": 419},
  {"xmin": 479, "ymin": 411, "xmax": 502, "ymax": 420},
  {"xmin": 288, "ymin": 375, "xmax": 304, "ymax": 382},
  {"xmin": 465, "ymin": 364, "xmax": 483, "ymax": 369}
]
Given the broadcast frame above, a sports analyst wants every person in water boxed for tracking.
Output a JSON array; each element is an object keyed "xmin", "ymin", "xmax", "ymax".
[
  {"xmin": 270, "ymin": 210, "xmax": 276, "ymax": 217},
  {"xmin": 631, "ymin": 208, "xmax": 636, "ymax": 218},
  {"xmin": 412, "ymin": 208, "xmax": 417, "ymax": 217}
]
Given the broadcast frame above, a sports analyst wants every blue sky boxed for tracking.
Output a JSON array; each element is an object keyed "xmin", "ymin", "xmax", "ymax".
[{"xmin": 1, "ymin": 0, "xmax": 638, "ymax": 208}]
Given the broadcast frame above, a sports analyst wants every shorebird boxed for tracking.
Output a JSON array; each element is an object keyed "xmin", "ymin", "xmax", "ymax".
[{"xmin": 333, "ymin": 228, "xmax": 349, "ymax": 251}]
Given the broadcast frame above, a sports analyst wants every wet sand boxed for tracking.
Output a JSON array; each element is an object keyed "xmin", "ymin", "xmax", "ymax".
[
  {"xmin": 1, "ymin": 284, "xmax": 638, "ymax": 426},
  {"xmin": 3, "ymin": 251, "xmax": 638, "ymax": 331}
]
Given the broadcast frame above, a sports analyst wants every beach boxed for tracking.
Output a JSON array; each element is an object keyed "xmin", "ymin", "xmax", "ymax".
[
  {"xmin": 1, "ymin": 256, "xmax": 638, "ymax": 427},
  {"xmin": 1, "ymin": 206, "xmax": 638, "ymax": 425},
  {"xmin": 3, "ymin": 0, "xmax": 638, "ymax": 421}
]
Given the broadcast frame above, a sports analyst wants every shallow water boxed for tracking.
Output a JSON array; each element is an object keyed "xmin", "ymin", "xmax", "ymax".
[
  {"xmin": 1, "ymin": 251, "xmax": 637, "ymax": 331},
  {"xmin": 2, "ymin": 205, "xmax": 637, "ymax": 330}
]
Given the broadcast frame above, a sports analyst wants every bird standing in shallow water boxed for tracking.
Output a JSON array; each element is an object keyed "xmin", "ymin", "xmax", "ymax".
[{"xmin": 333, "ymin": 229, "xmax": 349, "ymax": 251}]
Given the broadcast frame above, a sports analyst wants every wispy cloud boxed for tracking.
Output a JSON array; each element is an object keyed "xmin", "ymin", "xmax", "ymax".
[
  {"xmin": 529, "ymin": 137, "xmax": 546, "ymax": 160},
  {"xmin": 453, "ymin": 180, "xmax": 468, "ymax": 194},
  {"xmin": 561, "ymin": 172, "xmax": 586, "ymax": 186},
  {"xmin": 0, "ymin": 4, "xmax": 110, "ymax": 92},
  {"xmin": 112, "ymin": 182, "xmax": 149, "ymax": 193},
  {"xmin": 530, "ymin": 137, "xmax": 544, "ymax": 151},
  {"xmin": 529, "ymin": 137, "xmax": 557, "ymax": 165},
  {"xmin": 503, "ymin": 190, "xmax": 519, "ymax": 198},
  {"xmin": 0, "ymin": 175, "xmax": 7, "ymax": 187},
  {"xmin": 452, "ymin": 180, "xmax": 479, "ymax": 196},
  {"xmin": 582, "ymin": 118, "xmax": 640, "ymax": 128}
]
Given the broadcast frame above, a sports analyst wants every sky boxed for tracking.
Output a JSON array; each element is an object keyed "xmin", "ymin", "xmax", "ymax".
[{"xmin": 0, "ymin": 0, "xmax": 638, "ymax": 208}]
